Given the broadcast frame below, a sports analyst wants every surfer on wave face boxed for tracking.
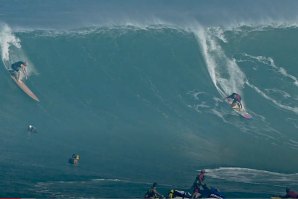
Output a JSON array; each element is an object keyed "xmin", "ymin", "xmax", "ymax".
[
  {"xmin": 10, "ymin": 61, "xmax": 28, "ymax": 81},
  {"xmin": 226, "ymin": 93, "xmax": 242, "ymax": 109}
]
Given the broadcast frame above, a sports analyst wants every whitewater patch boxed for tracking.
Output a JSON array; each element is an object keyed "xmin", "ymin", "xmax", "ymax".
[
  {"xmin": 233, "ymin": 53, "xmax": 298, "ymax": 115},
  {"xmin": 0, "ymin": 23, "xmax": 37, "ymax": 77},
  {"xmin": 242, "ymin": 53, "xmax": 298, "ymax": 87},
  {"xmin": 246, "ymin": 81, "xmax": 298, "ymax": 115},
  {"xmin": 205, "ymin": 167, "xmax": 298, "ymax": 185},
  {"xmin": 0, "ymin": 23, "xmax": 21, "ymax": 61},
  {"xmin": 191, "ymin": 25, "xmax": 247, "ymax": 103}
]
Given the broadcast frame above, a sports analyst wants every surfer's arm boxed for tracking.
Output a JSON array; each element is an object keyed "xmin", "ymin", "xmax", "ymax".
[{"xmin": 22, "ymin": 65, "xmax": 28, "ymax": 79}]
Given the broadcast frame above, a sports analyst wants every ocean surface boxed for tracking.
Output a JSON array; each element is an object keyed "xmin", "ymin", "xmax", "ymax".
[{"xmin": 0, "ymin": 0, "xmax": 297, "ymax": 198}]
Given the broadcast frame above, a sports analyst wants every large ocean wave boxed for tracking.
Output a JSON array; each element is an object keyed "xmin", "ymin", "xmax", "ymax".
[{"xmin": 0, "ymin": 19, "xmax": 297, "ymax": 197}]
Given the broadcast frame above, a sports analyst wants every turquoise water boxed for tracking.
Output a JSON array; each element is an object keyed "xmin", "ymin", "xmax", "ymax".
[{"xmin": 0, "ymin": 1, "xmax": 298, "ymax": 198}]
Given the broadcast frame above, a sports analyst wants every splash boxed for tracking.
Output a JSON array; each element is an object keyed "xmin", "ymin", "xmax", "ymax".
[
  {"xmin": 243, "ymin": 53, "xmax": 298, "ymax": 87},
  {"xmin": 246, "ymin": 81, "xmax": 298, "ymax": 114},
  {"xmin": 205, "ymin": 167, "xmax": 298, "ymax": 185},
  {"xmin": 191, "ymin": 25, "xmax": 246, "ymax": 100},
  {"xmin": 0, "ymin": 24, "xmax": 37, "ymax": 78},
  {"xmin": 0, "ymin": 24, "xmax": 21, "ymax": 62}
]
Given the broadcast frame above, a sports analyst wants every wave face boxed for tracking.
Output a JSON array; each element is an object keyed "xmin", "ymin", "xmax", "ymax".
[{"xmin": 1, "ymin": 1, "xmax": 298, "ymax": 197}]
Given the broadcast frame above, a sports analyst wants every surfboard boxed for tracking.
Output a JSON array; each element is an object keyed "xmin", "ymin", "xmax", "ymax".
[
  {"xmin": 10, "ymin": 75, "xmax": 39, "ymax": 102},
  {"xmin": 3, "ymin": 61, "xmax": 39, "ymax": 102},
  {"xmin": 226, "ymin": 98, "xmax": 252, "ymax": 119}
]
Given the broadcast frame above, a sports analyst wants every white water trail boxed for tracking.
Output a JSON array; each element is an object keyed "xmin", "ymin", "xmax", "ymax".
[
  {"xmin": 243, "ymin": 54, "xmax": 298, "ymax": 87},
  {"xmin": 205, "ymin": 167, "xmax": 298, "ymax": 184},
  {"xmin": 246, "ymin": 81, "xmax": 298, "ymax": 114},
  {"xmin": 190, "ymin": 25, "xmax": 247, "ymax": 106},
  {"xmin": 0, "ymin": 23, "xmax": 36, "ymax": 78},
  {"xmin": 0, "ymin": 24, "xmax": 21, "ymax": 63}
]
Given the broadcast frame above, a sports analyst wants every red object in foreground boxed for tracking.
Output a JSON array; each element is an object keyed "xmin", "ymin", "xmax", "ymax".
[{"xmin": 0, "ymin": 198, "xmax": 21, "ymax": 199}]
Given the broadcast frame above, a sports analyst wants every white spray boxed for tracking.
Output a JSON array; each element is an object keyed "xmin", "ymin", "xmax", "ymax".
[
  {"xmin": 0, "ymin": 24, "xmax": 21, "ymax": 63},
  {"xmin": 0, "ymin": 24, "xmax": 36, "ymax": 78},
  {"xmin": 191, "ymin": 25, "xmax": 246, "ymax": 101}
]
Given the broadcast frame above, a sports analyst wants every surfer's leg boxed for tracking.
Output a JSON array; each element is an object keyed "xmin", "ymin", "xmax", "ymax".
[
  {"xmin": 16, "ymin": 71, "xmax": 20, "ymax": 81},
  {"xmin": 231, "ymin": 103, "xmax": 239, "ymax": 110}
]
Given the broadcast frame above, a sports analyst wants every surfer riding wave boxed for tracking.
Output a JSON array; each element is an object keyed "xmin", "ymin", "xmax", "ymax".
[
  {"xmin": 9, "ymin": 61, "xmax": 28, "ymax": 81},
  {"xmin": 226, "ymin": 93, "xmax": 242, "ymax": 109}
]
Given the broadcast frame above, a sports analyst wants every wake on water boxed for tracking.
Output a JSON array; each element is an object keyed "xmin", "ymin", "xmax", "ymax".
[{"xmin": 191, "ymin": 26, "xmax": 246, "ymax": 99}]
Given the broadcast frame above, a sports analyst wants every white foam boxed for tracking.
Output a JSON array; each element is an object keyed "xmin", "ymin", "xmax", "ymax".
[
  {"xmin": 0, "ymin": 24, "xmax": 38, "ymax": 78},
  {"xmin": 0, "ymin": 24, "xmax": 21, "ymax": 62},
  {"xmin": 190, "ymin": 25, "xmax": 247, "ymax": 107},
  {"xmin": 204, "ymin": 167, "xmax": 298, "ymax": 184},
  {"xmin": 243, "ymin": 54, "xmax": 298, "ymax": 87},
  {"xmin": 246, "ymin": 81, "xmax": 298, "ymax": 114},
  {"xmin": 208, "ymin": 26, "xmax": 228, "ymax": 43}
]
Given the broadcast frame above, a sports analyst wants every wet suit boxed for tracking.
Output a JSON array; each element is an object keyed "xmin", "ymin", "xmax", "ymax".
[
  {"xmin": 10, "ymin": 61, "xmax": 27, "ymax": 80},
  {"xmin": 11, "ymin": 61, "xmax": 26, "ymax": 72},
  {"xmin": 191, "ymin": 171, "xmax": 206, "ymax": 198},
  {"xmin": 226, "ymin": 93, "xmax": 242, "ymax": 109}
]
